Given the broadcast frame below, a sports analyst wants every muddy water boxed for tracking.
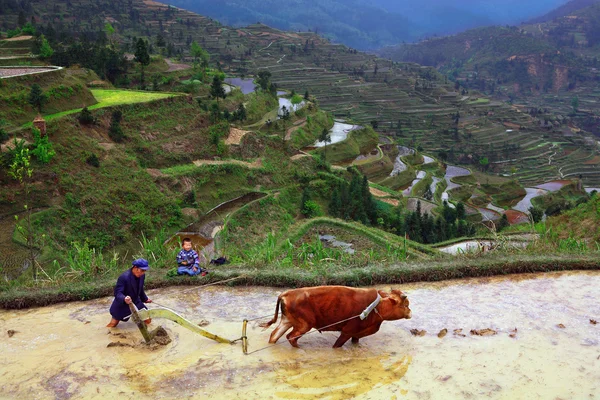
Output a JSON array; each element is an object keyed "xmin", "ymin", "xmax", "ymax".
[
  {"xmin": 1, "ymin": 272, "xmax": 599, "ymax": 399},
  {"xmin": 224, "ymin": 78, "xmax": 255, "ymax": 94},
  {"xmin": 313, "ymin": 121, "xmax": 361, "ymax": 147},
  {"xmin": 445, "ymin": 165, "xmax": 471, "ymax": 191},
  {"xmin": 513, "ymin": 187, "xmax": 548, "ymax": 213}
]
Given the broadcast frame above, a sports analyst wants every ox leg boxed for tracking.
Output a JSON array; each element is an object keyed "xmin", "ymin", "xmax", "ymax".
[
  {"xmin": 333, "ymin": 333, "xmax": 352, "ymax": 348},
  {"xmin": 351, "ymin": 337, "xmax": 359, "ymax": 344},
  {"xmin": 286, "ymin": 324, "xmax": 311, "ymax": 348},
  {"xmin": 268, "ymin": 315, "xmax": 293, "ymax": 344}
]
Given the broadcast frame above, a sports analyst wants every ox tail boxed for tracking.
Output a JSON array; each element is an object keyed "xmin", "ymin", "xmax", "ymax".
[{"xmin": 258, "ymin": 296, "xmax": 282, "ymax": 329}]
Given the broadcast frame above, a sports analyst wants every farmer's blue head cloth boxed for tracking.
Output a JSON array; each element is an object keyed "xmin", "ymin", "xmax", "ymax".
[{"xmin": 132, "ymin": 258, "xmax": 149, "ymax": 270}]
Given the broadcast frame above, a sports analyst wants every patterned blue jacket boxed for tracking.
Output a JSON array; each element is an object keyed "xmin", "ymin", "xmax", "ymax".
[{"xmin": 177, "ymin": 249, "xmax": 200, "ymax": 269}]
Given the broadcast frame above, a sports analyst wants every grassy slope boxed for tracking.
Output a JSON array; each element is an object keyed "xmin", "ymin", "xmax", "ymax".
[{"xmin": 0, "ymin": 67, "xmax": 99, "ymax": 128}]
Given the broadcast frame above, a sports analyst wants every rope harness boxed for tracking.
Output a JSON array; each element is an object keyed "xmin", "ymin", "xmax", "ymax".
[{"xmin": 149, "ymin": 283, "xmax": 383, "ymax": 355}]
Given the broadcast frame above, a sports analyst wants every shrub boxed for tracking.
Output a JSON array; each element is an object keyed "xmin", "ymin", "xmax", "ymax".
[
  {"xmin": 77, "ymin": 107, "xmax": 96, "ymax": 125},
  {"xmin": 86, "ymin": 153, "xmax": 100, "ymax": 168},
  {"xmin": 108, "ymin": 110, "xmax": 125, "ymax": 142},
  {"xmin": 0, "ymin": 128, "xmax": 8, "ymax": 144},
  {"xmin": 31, "ymin": 127, "xmax": 55, "ymax": 164},
  {"xmin": 302, "ymin": 200, "xmax": 323, "ymax": 218}
]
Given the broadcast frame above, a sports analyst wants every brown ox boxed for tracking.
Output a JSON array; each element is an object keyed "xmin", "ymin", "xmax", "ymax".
[{"xmin": 259, "ymin": 286, "xmax": 411, "ymax": 348}]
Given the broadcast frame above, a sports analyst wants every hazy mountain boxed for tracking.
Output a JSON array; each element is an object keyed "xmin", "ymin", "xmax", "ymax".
[
  {"xmin": 166, "ymin": 0, "xmax": 419, "ymax": 49},
  {"xmin": 526, "ymin": 0, "xmax": 600, "ymax": 23},
  {"xmin": 167, "ymin": 0, "xmax": 569, "ymax": 49}
]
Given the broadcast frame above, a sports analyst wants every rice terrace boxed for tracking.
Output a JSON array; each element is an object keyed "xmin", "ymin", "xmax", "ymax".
[{"xmin": 0, "ymin": 0, "xmax": 599, "ymax": 399}]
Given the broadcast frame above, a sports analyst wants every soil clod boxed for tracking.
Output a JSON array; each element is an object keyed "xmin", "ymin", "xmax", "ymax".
[
  {"xmin": 197, "ymin": 319, "xmax": 210, "ymax": 327},
  {"xmin": 410, "ymin": 329, "xmax": 426, "ymax": 337},
  {"xmin": 470, "ymin": 328, "xmax": 497, "ymax": 336},
  {"xmin": 107, "ymin": 342, "xmax": 133, "ymax": 348},
  {"xmin": 7, "ymin": 330, "xmax": 16, "ymax": 337},
  {"xmin": 437, "ymin": 329, "xmax": 448, "ymax": 338},
  {"xmin": 557, "ymin": 324, "xmax": 566, "ymax": 329},
  {"xmin": 590, "ymin": 320, "xmax": 597, "ymax": 325},
  {"xmin": 149, "ymin": 326, "xmax": 172, "ymax": 346},
  {"xmin": 453, "ymin": 329, "xmax": 466, "ymax": 337}
]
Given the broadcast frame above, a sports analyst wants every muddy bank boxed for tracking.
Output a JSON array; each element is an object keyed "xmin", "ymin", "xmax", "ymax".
[
  {"xmin": 0, "ymin": 271, "xmax": 599, "ymax": 399},
  {"xmin": 1, "ymin": 256, "xmax": 600, "ymax": 310}
]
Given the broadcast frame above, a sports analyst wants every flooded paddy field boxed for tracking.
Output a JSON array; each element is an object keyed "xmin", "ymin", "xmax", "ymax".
[{"xmin": 1, "ymin": 271, "xmax": 599, "ymax": 399}]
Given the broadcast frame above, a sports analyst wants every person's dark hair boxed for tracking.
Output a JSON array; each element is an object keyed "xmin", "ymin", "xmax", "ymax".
[{"xmin": 182, "ymin": 237, "xmax": 192, "ymax": 244}]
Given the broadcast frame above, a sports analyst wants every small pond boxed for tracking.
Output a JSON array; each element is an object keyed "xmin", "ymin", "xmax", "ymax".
[
  {"xmin": 512, "ymin": 187, "xmax": 548, "ymax": 213},
  {"xmin": 535, "ymin": 180, "xmax": 571, "ymax": 192},
  {"xmin": 444, "ymin": 165, "xmax": 471, "ymax": 191},
  {"xmin": 319, "ymin": 234, "xmax": 355, "ymax": 254},
  {"xmin": 402, "ymin": 171, "xmax": 427, "ymax": 196},
  {"xmin": 313, "ymin": 120, "xmax": 361, "ymax": 147},
  {"xmin": 224, "ymin": 77, "xmax": 256, "ymax": 94}
]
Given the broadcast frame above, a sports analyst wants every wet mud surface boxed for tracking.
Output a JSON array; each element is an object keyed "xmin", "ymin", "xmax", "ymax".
[{"xmin": 1, "ymin": 271, "xmax": 599, "ymax": 399}]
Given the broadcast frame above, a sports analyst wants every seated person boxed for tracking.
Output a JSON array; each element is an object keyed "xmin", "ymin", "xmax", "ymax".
[{"xmin": 176, "ymin": 237, "xmax": 208, "ymax": 276}]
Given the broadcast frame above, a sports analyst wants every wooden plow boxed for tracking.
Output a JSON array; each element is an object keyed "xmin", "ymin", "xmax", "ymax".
[{"xmin": 127, "ymin": 303, "xmax": 249, "ymax": 353}]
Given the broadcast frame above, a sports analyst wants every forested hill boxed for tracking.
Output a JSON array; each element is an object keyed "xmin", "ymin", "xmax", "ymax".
[
  {"xmin": 526, "ymin": 0, "xmax": 599, "ymax": 24},
  {"xmin": 163, "ymin": 0, "xmax": 567, "ymax": 50},
  {"xmin": 377, "ymin": 1, "xmax": 600, "ymax": 97},
  {"xmin": 165, "ymin": 0, "xmax": 419, "ymax": 50}
]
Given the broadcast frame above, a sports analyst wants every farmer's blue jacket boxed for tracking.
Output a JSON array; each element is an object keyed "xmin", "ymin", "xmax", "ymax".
[{"xmin": 109, "ymin": 268, "xmax": 148, "ymax": 320}]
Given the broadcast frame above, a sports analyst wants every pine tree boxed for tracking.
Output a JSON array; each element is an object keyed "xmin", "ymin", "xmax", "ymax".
[
  {"xmin": 134, "ymin": 38, "xmax": 150, "ymax": 87},
  {"xmin": 108, "ymin": 110, "xmax": 125, "ymax": 142},
  {"xmin": 329, "ymin": 187, "xmax": 341, "ymax": 218},
  {"xmin": 210, "ymin": 75, "xmax": 226, "ymax": 103},
  {"xmin": 28, "ymin": 84, "xmax": 46, "ymax": 113}
]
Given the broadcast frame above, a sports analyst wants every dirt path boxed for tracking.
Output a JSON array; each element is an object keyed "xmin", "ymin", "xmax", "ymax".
[
  {"xmin": 165, "ymin": 58, "xmax": 191, "ymax": 72},
  {"xmin": 225, "ymin": 127, "xmax": 251, "ymax": 145},
  {"xmin": 285, "ymin": 118, "xmax": 306, "ymax": 140},
  {"xmin": 2, "ymin": 35, "xmax": 33, "ymax": 41},
  {"xmin": 192, "ymin": 158, "xmax": 262, "ymax": 169}
]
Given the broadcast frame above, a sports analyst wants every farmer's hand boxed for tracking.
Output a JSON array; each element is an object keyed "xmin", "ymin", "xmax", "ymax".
[
  {"xmin": 192, "ymin": 267, "xmax": 198, "ymax": 272},
  {"xmin": 124, "ymin": 296, "xmax": 132, "ymax": 304},
  {"xmin": 145, "ymin": 299, "xmax": 152, "ymax": 304}
]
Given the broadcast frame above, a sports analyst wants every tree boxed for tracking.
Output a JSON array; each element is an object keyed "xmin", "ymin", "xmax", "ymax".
[
  {"xmin": 210, "ymin": 75, "xmax": 226, "ymax": 103},
  {"xmin": 528, "ymin": 206, "xmax": 543, "ymax": 223},
  {"xmin": 290, "ymin": 94, "xmax": 303, "ymax": 111},
  {"xmin": 134, "ymin": 38, "xmax": 150, "ymax": 87},
  {"xmin": 104, "ymin": 22, "xmax": 116, "ymax": 45},
  {"xmin": 479, "ymin": 156, "xmax": 489, "ymax": 171},
  {"xmin": 18, "ymin": 11, "xmax": 26, "ymax": 27},
  {"xmin": 31, "ymin": 127, "xmax": 55, "ymax": 163},
  {"xmin": 190, "ymin": 41, "xmax": 209, "ymax": 71},
  {"xmin": 38, "ymin": 35, "xmax": 54, "ymax": 58},
  {"xmin": 456, "ymin": 202, "xmax": 466, "ymax": 220},
  {"xmin": 155, "ymin": 33, "xmax": 166, "ymax": 48},
  {"xmin": 109, "ymin": 110, "xmax": 125, "ymax": 142},
  {"xmin": 28, "ymin": 84, "xmax": 46, "ymax": 113},
  {"xmin": 318, "ymin": 128, "xmax": 331, "ymax": 160},
  {"xmin": 571, "ymin": 96, "xmax": 579, "ymax": 114},
  {"xmin": 304, "ymin": 90, "xmax": 310, "ymax": 100},
  {"xmin": 256, "ymin": 70, "xmax": 272, "ymax": 91},
  {"xmin": 8, "ymin": 145, "xmax": 38, "ymax": 280},
  {"xmin": 370, "ymin": 120, "xmax": 379, "ymax": 129},
  {"xmin": 497, "ymin": 214, "xmax": 509, "ymax": 232}
]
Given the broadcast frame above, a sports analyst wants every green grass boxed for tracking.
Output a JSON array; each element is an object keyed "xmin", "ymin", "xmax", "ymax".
[{"xmin": 34, "ymin": 89, "xmax": 182, "ymax": 123}]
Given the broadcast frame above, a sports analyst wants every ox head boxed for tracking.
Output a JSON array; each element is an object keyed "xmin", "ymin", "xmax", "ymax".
[{"xmin": 379, "ymin": 289, "xmax": 411, "ymax": 321}]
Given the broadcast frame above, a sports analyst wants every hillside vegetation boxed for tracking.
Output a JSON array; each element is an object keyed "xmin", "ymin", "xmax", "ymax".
[{"xmin": 0, "ymin": 0, "xmax": 599, "ymax": 305}]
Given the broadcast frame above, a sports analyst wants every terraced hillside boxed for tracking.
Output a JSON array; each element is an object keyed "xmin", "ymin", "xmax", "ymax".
[
  {"xmin": 377, "ymin": 2, "xmax": 600, "ymax": 133},
  {"xmin": 2, "ymin": 0, "xmax": 600, "ymax": 186}
]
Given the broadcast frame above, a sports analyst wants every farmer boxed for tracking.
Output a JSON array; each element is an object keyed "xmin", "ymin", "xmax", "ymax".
[{"xmin": 106, "ymin": 259, "xmax": 152, "ymax": 328}]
